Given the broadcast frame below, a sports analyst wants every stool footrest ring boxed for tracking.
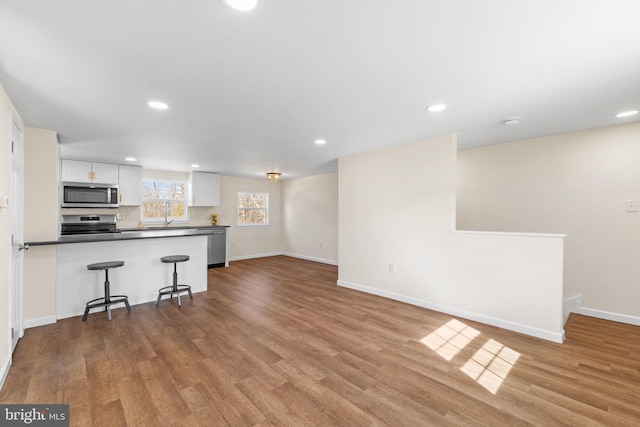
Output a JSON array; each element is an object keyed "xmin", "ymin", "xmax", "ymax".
[
  {"xmin": 156, "ymin": 284, "xmax": 193, "ymax": 307},
  {"xmin": 83, "ymin": 296, "xmax": 131, "ymax": 321}
]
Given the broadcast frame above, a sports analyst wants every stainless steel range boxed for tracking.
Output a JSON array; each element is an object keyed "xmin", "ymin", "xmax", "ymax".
[{"xmin": 60, "ymin": 214, "xmax": 120, "ymax": 235}]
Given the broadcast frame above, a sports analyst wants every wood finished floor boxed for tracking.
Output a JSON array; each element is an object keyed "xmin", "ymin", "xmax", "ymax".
[{"xmin": 2, "ymin": 255, "xmax": 640, "ymax": 426}]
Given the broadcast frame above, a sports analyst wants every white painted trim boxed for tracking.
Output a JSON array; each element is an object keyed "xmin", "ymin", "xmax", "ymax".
[
  {"xmin": 0, "ymin": 356, "xmax": 10, "ymax": 392},
  {"xmin": 228, "ymin": 252, "xmax": 283, "ymax": 262},
  {"xmin": 281, "ymin": 252, "xmax": 338, "ymax": 266},
  {"xmin": 563, "ymin": 295, "xmax": 582, "ymax": 325},
  {"xmin": 24, "ymin": 316, "xmax": 57, "ymax": 330},
  {"xmin": 562, "ymin": 295, "xmax": 640, "ymax": 327},
  {"xmin": 451, "ymin": 229, "xmax": 566, "ymax": 239},
  {"xmin": 338, "ymin": 280, "xmax": 565, "ymax": 343},
  {"xmin": 578, "ymin": 306, "xmax": 640, "ymax": 327}
]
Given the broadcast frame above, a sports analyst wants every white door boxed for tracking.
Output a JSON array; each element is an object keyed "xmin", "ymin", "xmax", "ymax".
[{"xmin": 10, "ymin": 108, "xmax": 24, "ymax": 352}]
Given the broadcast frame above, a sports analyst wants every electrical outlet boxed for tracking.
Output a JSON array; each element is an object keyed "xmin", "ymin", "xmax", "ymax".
[
  {"xmin": 389, "ymin": 263, "xmax": 396, "ymax": 274},
  {"xmin": 626, "ymin": 200, "xmax": 638, "ymax": 212},
  {"xmin": 116, "ymin": 212, "xmax": 125, "ymax": 220},
  {"xmin": 319, "ymin": 241, "xmax": 323, "ymax": 248}
]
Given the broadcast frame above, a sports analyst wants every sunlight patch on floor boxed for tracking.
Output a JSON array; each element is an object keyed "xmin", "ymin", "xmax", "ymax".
[
  {"xmin": 420, "ymin": 319, "xmax": 480, "ymax": 361},
  {"xmin": 460, "ymin": 338, "xmax": 521, "ymax": 394},
  {"xmin": 422, "ymin": 320, "xmax": 521, "ymax": 394}
]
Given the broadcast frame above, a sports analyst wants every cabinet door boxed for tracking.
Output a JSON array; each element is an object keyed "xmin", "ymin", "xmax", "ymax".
[
  {"xmin": 118, "ymin": 165, "xmax": 142, "ymax": 206},
  {"xmin": 61, "ymin": 159, "xmax": 92, "ymax": 183},
  {"xmin": 189, "ymin": 172, "xmax": 220, "ymax": 206},
  {"xmin": 91, "ymin": 162, "xmax": 119, "ymax": 184}
]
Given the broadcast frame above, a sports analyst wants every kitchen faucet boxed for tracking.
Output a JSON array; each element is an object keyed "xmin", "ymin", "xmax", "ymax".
[{"xmin": 164, "ymin": 200, "xmax": 174, "ymax": 227}]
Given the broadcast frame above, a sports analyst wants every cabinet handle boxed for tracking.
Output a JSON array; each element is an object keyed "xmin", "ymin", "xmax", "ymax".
[
  {"xmin": 120, "ymin": 194, "xmax": 122, "ymax": 202},
  {"xmin": 88, "ymin": 171, "xmax": 92, "ymax": 180}
]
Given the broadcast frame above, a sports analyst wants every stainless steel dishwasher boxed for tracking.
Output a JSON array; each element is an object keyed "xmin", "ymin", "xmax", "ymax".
[{"xmin": 205, "ymin": 228, "xmax": 226, "ymax": 268}]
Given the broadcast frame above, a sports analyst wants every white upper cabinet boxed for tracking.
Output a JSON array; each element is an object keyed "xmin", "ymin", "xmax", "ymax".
[
  {"xmin": 188, "ymin": 172, "xmax": 220, "ymax": 206},
  {"xmin": 91, "ymin": 162, "xmax": 119, "ymax": 184},
  {"xmin": 61, "ymin": 160, "xmax": 92, "ymax": 183},
  {"xmin": 61, "ymin": 159, "xmax": 119, "ymax": 184},
  {"xmin": 118, "ymin": 165, "xmax": 142, "ymax": 206}
]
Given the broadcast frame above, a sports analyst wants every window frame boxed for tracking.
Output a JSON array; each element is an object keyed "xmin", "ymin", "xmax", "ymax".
[
  {"xmin": 141, "ymin": 178, "xmax": 188, "ymax": 224},
  {"xmin": 237, "ymin": 191, "xmax": 269, "ymax": 227}
]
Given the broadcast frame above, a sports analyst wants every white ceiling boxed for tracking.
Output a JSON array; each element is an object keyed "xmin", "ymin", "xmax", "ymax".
[{"xmin": 1, "ymin": 0, "xmax": 639, "ymax": 179}]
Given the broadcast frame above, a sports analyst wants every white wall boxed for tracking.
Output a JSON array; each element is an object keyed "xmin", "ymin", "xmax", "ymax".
[
  {"xmin": 216, "ymin": 175, "xmax": 283, "ymax": 260},
  {"xmin": 0, "ymin": 83, "xmax": 14, "ymax": 387},
  {"xmin": 282, "ymin": 173, "xmax": 338, "ymax": 265},
  {"xmin": 339, "ymin": 134, "xmax": 565, "ymax": 342},
  {"xmin": 457, "ymin": 121, "xmax": 640, "ymax": 324},
  {"xmin": 23, "ymin": 127, "xmax": 58, "ymax": 327}
]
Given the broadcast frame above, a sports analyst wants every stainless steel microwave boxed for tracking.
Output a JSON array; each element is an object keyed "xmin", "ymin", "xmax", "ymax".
[{"xmin": 61, "ymin": 182, "xmax": 119, "ymax": 208}]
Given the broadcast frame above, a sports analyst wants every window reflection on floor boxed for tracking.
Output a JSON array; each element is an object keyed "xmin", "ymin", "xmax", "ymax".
[
  {"xmin": 421, "ymin": 319, "xmax": 521, "ymax": 394},
  {"xmin": 420, "ymin": 319, "xmax": 480, "ymax": 361},
  {"xmin": 461, "ymin": 339, "xmax": 521, "ymax": 394}
]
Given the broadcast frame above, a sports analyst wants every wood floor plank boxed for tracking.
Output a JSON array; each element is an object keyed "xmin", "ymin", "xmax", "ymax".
[
  {"xmin": 178, "ymin": 383, "xmax": 231, "ymax": 427},
  {"xmin": 2, "ymin": 255, "xmax": 640, "ymax": 426}
]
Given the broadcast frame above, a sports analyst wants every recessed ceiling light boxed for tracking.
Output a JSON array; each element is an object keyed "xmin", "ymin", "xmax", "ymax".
[
  {"xmin": 427, "ymin": 104, "xmax": 447, "ymax": 112},
  {"xmin": 190, "ymin": 164, "xmax": 200, "ymax": 168},
  {"xmin": 222, "ymin": 0, "xmax": 257, "ymax": 11},
  {"xmin": 314, "ymin": 139, "xmax": 327, "ymax": 145},
  {"xmin": 125, "ymin": 157, "xmax": 137, "ymax": 162},
  {"xmin": 616, "ymin": 110, "xmax": 638, "ymax": 118},
  {"xmin": 147, "ymin": 100, "xmax": 169, "ymax": 110}
]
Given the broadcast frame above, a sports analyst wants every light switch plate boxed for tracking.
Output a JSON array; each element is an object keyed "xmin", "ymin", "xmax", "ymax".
[{"xmin": 1, "ymin": 195, "xmax": 8, "ymax": 208}]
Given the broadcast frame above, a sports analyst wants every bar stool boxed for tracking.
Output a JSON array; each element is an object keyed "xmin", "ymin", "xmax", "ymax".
[
  {"xmin": 156, "ymin": 255, "xmax": 193, "ymax": 307},
  {"xmin": 83, "ymin": 261, "xmax": 131, "ymax": 321}
]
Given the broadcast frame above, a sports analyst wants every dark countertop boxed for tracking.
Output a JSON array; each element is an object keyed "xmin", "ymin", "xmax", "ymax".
[{"xmin": 26, "ymin": 225, "xmax": 229, "ymax": 246}]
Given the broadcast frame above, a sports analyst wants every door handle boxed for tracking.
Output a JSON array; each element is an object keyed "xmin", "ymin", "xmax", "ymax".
[{"xmin": 19, "ymin": 244, "xmax": 29, "ymax": 251}]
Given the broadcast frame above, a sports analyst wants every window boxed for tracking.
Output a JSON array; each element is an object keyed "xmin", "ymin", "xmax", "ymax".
[
  {"xmin": 142, "ymin": 179, "xmax": 187, "ymax": 222},
  {"xmin": 237, "ymin": 191, "xmax": 268, "ymax": 226}
]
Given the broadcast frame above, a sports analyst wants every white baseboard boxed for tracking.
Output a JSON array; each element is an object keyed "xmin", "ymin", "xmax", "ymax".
[
  {"xmin": 0, "ymin": 356, "xmax": 10, "ymax": 392},
  {"xmin": 24, "ymin": 315, "xmax": 57, "ymax": 330},
  {"xmin": 228, "ymin": 251, "xmax": 338, "ymax": 266},
  {"xmin": 281, "ymin": 252, "xmax": 338, "ymax": 266},
  {"xmin": 228, "ymin": 252, "xmax": 283, "ymax": 262},
  {"xmin": 563, "ymin": 295, "xmax": 582, "ymax": 325},
  {"xmin": 578, "ymin": 307, "xmax": 640, "ymax": 326},
  {"xmin": 338, "ymin": 280, "xmax": 565, "ymax": 343},
  {"xmin": 563, "ymin": 295, "xmax": 640, "ymax": 327}
]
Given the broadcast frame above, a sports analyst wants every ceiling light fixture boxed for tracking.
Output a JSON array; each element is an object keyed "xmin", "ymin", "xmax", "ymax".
[
  {"xmin": 616, "ymin": 110, "xmax": 638, "ymax": 118},
  {"xmin": 266, "ymin": 172, "xmax": 281, "ymax": 181},
  {"xmin": 314, "ymin": 139, "xmax": 327, "ymax": 145},
  {"xmin": 222, "ymin": 0, "xmax": 257, "ymax": 11},
  {"xmin": 427, "ymin": 104, "xmax": 447, "ymax": 112},
  {"xmin": 125, "ymin": 157, "xmax": 137, "ymax": 162},
  {"xmin": 147, "ymin": 100, "xmax": 169, "ymax": 110}
]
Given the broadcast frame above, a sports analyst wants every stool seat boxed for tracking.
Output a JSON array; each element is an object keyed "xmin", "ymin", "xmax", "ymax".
[
  {"xmin": 88, "ymin": 260, "xmax": 125, "ymax": 270},
  {"xmin": 161, "ymin": 255, "xmax": 189, "ymax": 264},
  {"xmin": 157, "ymin": 255, "xmax": 192, "ymax": 307},
  {"xmin": 83, "ymin": 261, "xmax": 130, "ymax": 321}
]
